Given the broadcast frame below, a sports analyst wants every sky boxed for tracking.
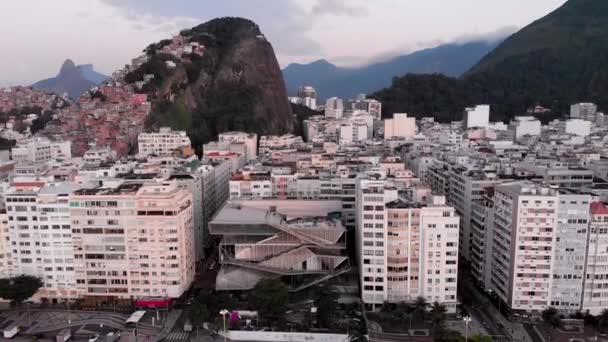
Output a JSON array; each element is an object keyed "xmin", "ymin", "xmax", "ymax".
[{"xmin": 0, "ymin": 0, "xmax": 568, "ymax": 86}]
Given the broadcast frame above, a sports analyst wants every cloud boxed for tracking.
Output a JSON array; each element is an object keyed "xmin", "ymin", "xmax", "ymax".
[
  {"xmin": 101, "ymin": 0, "xmax": 325, "ymax": 58},
  {"xmin": 311, "ymin": 0, "xmax": 369, "ymax": 17},
  {"xmin": 451, "ymin": 26, "xmax": 519, "ymax": 44}
]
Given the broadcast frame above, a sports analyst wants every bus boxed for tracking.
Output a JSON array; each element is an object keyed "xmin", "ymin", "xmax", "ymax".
[
  {"xmin": 135, "ymin": 297, "xmax": 172, "ymax": 309},
  {"xmin": 125, "ymin": 310, "xmax": 146, "ymax": 328}
]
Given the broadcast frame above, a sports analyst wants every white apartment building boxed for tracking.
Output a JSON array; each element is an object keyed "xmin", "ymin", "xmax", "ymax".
[
  {"xmin": 259, "ymin": 134, "xmax": 304, "ymax": 154},
  {"xmin": 488, "ymin": 182, "xmax": 558, "ymax": 313},
  {"xmin": 325, "ymin": 97, "xmax": 344, "ymax": 119},
  {"xmin": 463, "ymin": 105, "xmax": 490, "ymax": 129},
  {"xmin": 138, "ymin": 127, "xmax": 191, "ymax": 157},
  {"xmin": 0, "ymin": 211, "xmax": 9, "ymax": 278},
  {"xmin": 6, "ymin": 181, "xmax": 79, "ymax": 300},
  {"xmin": 551, "ymin": 192, "xmax": 590, "ymax": 313},
  {"xmin": 384, "ymin": 113, "xmax": 416, "ymax": 140},
  {"xmin": 565, "ymin": 119, "xmax": 592, "ymax": 137},
  {"xmin": 357, "ymin": 178, "xmax": 459, "ymax": 312},
  {"xmin": 348, "ymin": 95, "xmax": 382, "ymax": 120},
  {"xmin": 70, "ymin": 181, "xmax": 195, "ymax": 299},
  {"xmin": 582, "ymin": 202, "xmax": 608, "ymax": 315},
  {"xmin": 339, "ymin": 124, "xmax": 368, "ymax": 145},
  {"xmin": 229, "ymin": 171, "xmax": 272, "ymax": 199},
  {"xmin": 509, "ymin": 116, "xmax": 541, "ymax": 140},
  {"xmin": 515, "ymin": 161, "xmax": 594, "ymax": 188},
  {"xmin": 218, "ymin": 132, "xmax": 258, "ymax": 161},
  {"xmin": 11, "ymin": 138, "xmax": 72, "ymax": 163},
  {"xmin": 570, "ymin": 103, "xmax": 597, "ymax": 121}
]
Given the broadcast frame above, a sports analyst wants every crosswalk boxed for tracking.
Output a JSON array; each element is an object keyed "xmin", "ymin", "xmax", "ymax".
[{"xmin": 165, "ymin": 331, "xmax": 191, "ymax": 341}]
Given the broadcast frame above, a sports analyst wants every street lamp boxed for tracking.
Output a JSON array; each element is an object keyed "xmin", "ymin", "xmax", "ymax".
[
  {"xmin": 463, "ymin": 316, "xmax": 472, "ymax": 342},
  {"xmin": 220, "ymin": 309, "xmax": 230, "ymax": 342}
]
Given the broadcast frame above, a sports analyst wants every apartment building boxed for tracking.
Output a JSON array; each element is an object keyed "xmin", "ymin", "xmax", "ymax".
[
  {"xmin": 70, "ymin": 181, "xmax": 195, "ymax": 299},
  {"xmin": 488, "ymin": 182, "xmax": 558, "ymax": 313},
  {"xmin": 137, "ymin": 127, "xmax": 191, "ymax": 157},
  {"xmin": 217, "ymin": 132, "xmax": 258, "ymax": 161},
  {"xmin": 259, "ymin": 134, "xmax": 304, "ymax": 154},
  {"xmin": 11, "ymin": 138, "xmax": 72, "ymax": 163},
  {"xmin": 582, "ymin": 202, "xmax": 608, "ymax": 315},
  {"xmin": 229, "ymin": 171, "xmax": 272, "ymax": 199},
  {"xmin": 448, "ymin": 168, "xmax": 499, "ymax": 261},
  {"xmin": 5, "ymin": 181, "xmax": 78, "ymax": 300},
  {"xmin": 0, "ymin": 211, "xmax": 9, "ymax": 278},
  {"xmin": 357, "ymin": 178, "xmax": 459, "ymax": 312},
  {"xmin": 550, "ymin": 191, "xmax": 590, "ymax": 313}
]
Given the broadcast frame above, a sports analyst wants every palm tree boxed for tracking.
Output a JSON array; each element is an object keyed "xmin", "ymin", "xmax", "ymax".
[
  {"xmin": 413, "ymin": 296, "xmax": 429, "ymax": 320},
  {"xmin": 396, "ymin": 302, "xmax": 415, "ymax": 330},
  {"xmin": 430, "ymin": 301, "xmax": 448, "ymax": 329}
]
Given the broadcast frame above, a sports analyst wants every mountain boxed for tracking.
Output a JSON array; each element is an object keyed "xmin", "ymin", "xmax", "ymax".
[
  {"xmin": 127, "ymin": 17, "xmax": 293, "ymax": 147},
  {"xmin": 32, "ymin": 59, "xmax": 108, "ymax": 99},
  {"xmin": 282, "ymin": 40, "xmax": 501, "ymax": 101},
  {"xmin": 372, "ymin": 0, "xmax": 608, "ymax": 122}
]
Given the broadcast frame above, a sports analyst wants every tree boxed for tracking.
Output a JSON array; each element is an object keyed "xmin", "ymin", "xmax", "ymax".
[
  {"xmin": 190, "ymin": 290, "xmax": 236, "ymax": 326},
  {"xmin": 316, "ymin": 287, "xmax": 339, "ymax": 329},
  {"xmin": 598, "ymin": 309, "xmax": 608, "ymax": 332},
  {"xmin": 250, "ymin": 279, "xmax": 289, "ymax": 327},
  {"xmin": 413, "ymin": 296, "xmax": 429, "ymax": 320},
  {"xmin": 430, "ymin": 302, "xmax": 448, "ymax": 329},
  {"xmin": 0, "ymin": 275, "xmax": 43, "ymax": 305},
  {"xmin": 396, "ymin": 302, "xmax": 415, "ymax": 329},
  {"xmin": 541, "ymin": 307, "xmax": 562, "ymax": 328}
]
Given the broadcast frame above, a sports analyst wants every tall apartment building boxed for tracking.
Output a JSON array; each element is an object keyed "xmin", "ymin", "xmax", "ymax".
[
  {"xmin": 339, "ymin": 124, "xmax": 368, "ymax": 145},
  {"xmin": 551, "ymin": 192, "xmax": 590, "ymax": 313},
  {"xmin": 5, "ymin": 181, "xmax": 79, "ymax": 300},
  {"xmin": 488, "ymin": 182, "xmax": 558, "ymax": 313},
  {"xmin": 290, "ymin": 86, "xmax": 317, "ymax": 110},
  {"xmin": 463, "ymin": 105, "xmax": 490, "ymax": 129},
  {"xmin": 217, "ymin": 132, "xmax": 258, "ymax": 161},
  {"xmin": 570, "ymin": 103, "xmax": 597, "ymax": 122},
  {"xmin": 447, "ymin": 168, "xmax": 499, "ymax": 262},
  {"xmin": 0, "ymin": 211, "xmax": 9, "ymax": 278},
  {"xmin": 138, "ymin": 127, "xmax": 191, "ymax": 157},
  {"xmin": 384, "ymin": 113, "xmax": 416, "ymax": 140},
  {"xmin": 70, "ymin": 181, "xmax": 195, "ymax": 299},
  {"xmin": 357, "ymin": 178, "xmax": 459, "ymax": 312},
  {"xmin": 325, "ymin": 97, "xmax": 344, "ymax": 119},
  {"xmin": 11, "ymin": 138, "xmax": 72, "ymax": 163},
  {"xmin": 582, "ymin": 202, "xmax": 608, "ymax": 315}
]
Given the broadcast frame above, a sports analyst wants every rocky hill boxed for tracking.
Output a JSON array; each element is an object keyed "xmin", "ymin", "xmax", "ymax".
[
  {"xmin": 283, "ymin": 39, "xmax": 501, "ymax": 101},
  {"xmin": 373, "ymin": 0, "xmax": 608, "ymax": 122},
  {"xmin": 32, "ymin": 59, "xmax": 107, "ymax": 99},
  {"xmin": 126, "ymin": 17, "xmax": 293, "ymax": 148}
]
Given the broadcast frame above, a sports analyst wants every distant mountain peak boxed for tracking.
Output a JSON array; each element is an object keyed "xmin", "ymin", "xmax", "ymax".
[
  {"xmin": 59, "ymin": 59, "xmax": 77, "ymax": 76},
  {"xmin": 33, "ymin": 59, "xmax": 108, "ymax": 99},
  {"xmin": 282, "ymin": 39, "xmax": 502, "ymax": 100}
]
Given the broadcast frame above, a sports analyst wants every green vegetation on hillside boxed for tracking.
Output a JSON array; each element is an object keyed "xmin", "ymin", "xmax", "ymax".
[{"xmin": 373, "ymin": 0, "xmax": 608, "ymax": 122}]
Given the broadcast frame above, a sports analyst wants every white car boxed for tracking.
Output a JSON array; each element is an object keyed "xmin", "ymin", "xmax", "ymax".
[{"xmin": 88, "ymin": 334, "xmax": 100, "ymax": 342}]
